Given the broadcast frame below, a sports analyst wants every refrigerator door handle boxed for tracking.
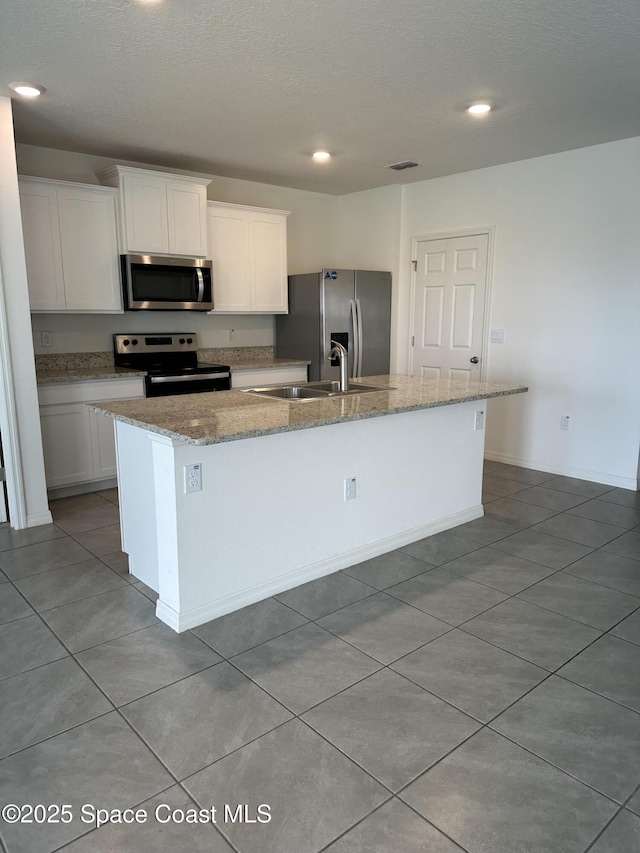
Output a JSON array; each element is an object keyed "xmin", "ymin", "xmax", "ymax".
[
  {"xmin": 350, "ymin": 299, "xmax": 359, "ymax": 378},
  {"xmin": 356, "ymin": 298, "xmax": 364, "ymax": 377}
]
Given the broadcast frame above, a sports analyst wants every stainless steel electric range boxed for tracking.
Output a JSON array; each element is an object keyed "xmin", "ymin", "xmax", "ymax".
[{"xmin": 114, "ymin": 333, "xmax": 231, "ymax": 397}]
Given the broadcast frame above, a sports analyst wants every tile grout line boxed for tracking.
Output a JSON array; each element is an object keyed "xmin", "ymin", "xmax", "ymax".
[{"xmin": 2, "ymin": 477, "xmax": 638, "ymax": 852}]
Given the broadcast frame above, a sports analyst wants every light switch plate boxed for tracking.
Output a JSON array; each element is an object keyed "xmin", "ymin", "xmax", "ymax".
[{"xmin": 490, "ymin": 328, "xmax": 505, "ymax": 344}]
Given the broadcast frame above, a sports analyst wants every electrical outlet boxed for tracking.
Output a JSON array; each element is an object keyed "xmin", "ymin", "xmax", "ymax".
[
  {"xmin": 40, "ymin": 330, "xmax": 53, "ymax": 348},
  {"xmin": 344, "ymin": 477, "xmax": 356, "ymax": 501},
  {"xmin": 228, "ymin": 329, "xmax": 235, "ymax": 342},
  {"xmin": 184, "ymin": 463, "xmax": 202, "ymax": 493},
  {"xmin": 561, "ymin": 415, "xmax": 570, "ymax": 430},
  {"xmin": 474, "ymin": 410, "xmax": 485, "ymax": 430}
]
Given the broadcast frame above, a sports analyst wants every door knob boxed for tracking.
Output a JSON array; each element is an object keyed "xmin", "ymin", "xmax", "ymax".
[{"xmin": 470, "ymin": 356, "xmax": 479, "ymax": 364}]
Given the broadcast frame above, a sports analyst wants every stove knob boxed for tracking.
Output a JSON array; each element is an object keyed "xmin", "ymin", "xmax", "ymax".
[
  {"xmin": 123, "ymin": 339, "xmax": 130, "ymax": 347},
  {"xmin": 187, "ymin": 337, "xmax": 193, "ymax": 344},
  {"xmin": 132, "ymin": 339, "xmax": 139, "ymax": 345},
  {"xmin": 179, "ymin": 338, "xmax": 186, "ymax": 344}
]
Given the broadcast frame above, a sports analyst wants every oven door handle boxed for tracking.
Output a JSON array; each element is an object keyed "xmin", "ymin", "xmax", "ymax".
[
  {"xmin": 196, "ymin": 268, "xmax": 205, "ymax": 302},
  {"xmin": 149, "ymin": 372, "xmax": 230, "ymax": 384}
]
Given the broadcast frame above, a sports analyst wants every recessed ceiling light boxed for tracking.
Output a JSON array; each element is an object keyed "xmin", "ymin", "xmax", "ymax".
[
  {"xmin": 312, "ymin": 151, "xmax": 331, "ymax": 162},
  {"xmin": 9, "ymin": 82, "xmax": 46, "ymax": 98},
  {"xmin": 467, "ymin": 103, "xmax": 492, "ymax": 115}
]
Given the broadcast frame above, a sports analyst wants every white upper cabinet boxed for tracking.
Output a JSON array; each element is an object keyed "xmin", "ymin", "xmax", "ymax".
[
  {"xmin": 99, "ymin": 166, "xmax": 210, "ymax": 257},
  {"xmin": 207, "ymin": 202, "xmax": 290, "ymax": 313},
  {"xmin": 166, "ymin": 180, "xmax": 209, "ymax": 257},
  {"xmin": 121, "ymin": 171, "xmax": 169, "ymax": 254},
  {"xmin": 19, "ymin": 180, "xmax": 66, "ymax": 311},
  {"xmin": 19, "ymin": 177, "xmax": 122, "ymax": 313},
  {"xmin": 57, "ymin": 187, "xmax": 121, "ymax": 311}
]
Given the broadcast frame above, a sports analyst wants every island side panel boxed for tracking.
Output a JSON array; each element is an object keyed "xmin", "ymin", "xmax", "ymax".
[
  {"xmin": 147, "ymin": 399, "xmax": 486, "ymax": 632},
  {"xmin": 115, "ymin": 420, "xmax": 160, "ymax": 590}
]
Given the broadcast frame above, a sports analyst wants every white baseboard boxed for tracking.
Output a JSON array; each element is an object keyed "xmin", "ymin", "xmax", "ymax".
[
  {"xmin": 26, "ymin": 510, "xmax": 54, "ymax": 527},
  {"xmin": 156, "ymin": 504, "xmax": 484, "ymax": 632},
  {"xmin": 47, "ymin": 477, "xmax": 118, "ymax": 500},
  {"xmin": 484, "ymin": 451, "xmax": 638, "ymax": 491}
]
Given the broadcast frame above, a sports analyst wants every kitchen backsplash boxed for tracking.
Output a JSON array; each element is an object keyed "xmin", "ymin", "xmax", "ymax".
[
  {"xmin": 35, "ymin": 352, "xmax": 115, "ymax": 370},
  {"xmin": 198, "ymin": 346, "xmax": 275, "ymax": 365},
  {"xmin": 30, "ymin": 312, "xmax": 275, "ymax": 355}
]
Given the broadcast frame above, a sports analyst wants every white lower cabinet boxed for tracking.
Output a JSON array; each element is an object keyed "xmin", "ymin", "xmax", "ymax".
[
  {"xmin": 38, "ymin": 378, "xmax": 145, "ymax": 489},
  {"xmin": 40, "ymin": 403, "xmax": 95, "ymax": 487},
  {"xmin": 231, "ymin": 365, "xmax": 308, "ymax": 389}
]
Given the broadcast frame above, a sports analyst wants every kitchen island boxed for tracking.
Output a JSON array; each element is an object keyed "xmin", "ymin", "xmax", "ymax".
[{"xmin": 90, "ymin": 375, "xmax": 527, "ymax": 632}]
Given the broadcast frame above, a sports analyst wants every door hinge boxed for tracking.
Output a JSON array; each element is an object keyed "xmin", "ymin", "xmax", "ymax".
[
  {"xmin": 411, "ymin": 336, "xmax": 415, "ymax": 346},
  {"xmin": 411, "ymin": 260, "xmax": 417, "ymax": 271},
  {"xmin": 0, "ymin": 467, "xmax": 5, "ymax": 482}
]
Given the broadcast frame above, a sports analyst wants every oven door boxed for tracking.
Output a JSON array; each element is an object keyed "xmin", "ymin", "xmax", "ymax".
[
  {"xmin": 123, "ymin": 255, "xmax": 214, "ymax": 311},
  {"xmin": 145, "ymin": 371, "xmax": 231, "ymax": 397}
]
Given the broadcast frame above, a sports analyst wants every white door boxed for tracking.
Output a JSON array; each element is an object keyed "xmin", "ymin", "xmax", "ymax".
[{"xmin": 411, "ymin": 233, "xmax": 488, "ymax": 383}]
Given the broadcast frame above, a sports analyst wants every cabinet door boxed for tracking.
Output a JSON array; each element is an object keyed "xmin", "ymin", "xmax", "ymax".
[
  {"xmin": 167, "ymin": 181, "xmax": 208, "ymax": 257},
  {"xmin": 207, "ymin": 206, "xmax": 251, "ymax": 311},
  {"xmin": 19, "ymin": 182, "xmax": 66, "ymax": 310},
  {"xmin": 121, "ymin": 173, "xmax": 169, "ymax": 254},
  {"xmin": 249, "ymin": 211, "xmax": 288, "ymax": 312},
  {"xmin": 40, "ymin": 403, "xmax": 94, "ymax": 487},
  {"xmin": 89, "ymin": 410, "xmax": 118, "ymax": 479},
  {"xmin": 57, "ymin": 188, "xmax": 122, "ymax": 311}
]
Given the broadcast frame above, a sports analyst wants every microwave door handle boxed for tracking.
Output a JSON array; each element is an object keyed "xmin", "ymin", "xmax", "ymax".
[{"xmin": 196, "ymin": 268, "xmax": 205, "ymax": 302}]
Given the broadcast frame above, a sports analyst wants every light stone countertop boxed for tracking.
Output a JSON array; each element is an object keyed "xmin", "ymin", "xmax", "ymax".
[
  {"xmin": 36, "ymin": 366, "xmax": 147, "ymax": 384},
  {"xmin": 35, "ymin": 348, "xmax": 308, "ymax": 385},
  {"xmin": 88, "ymin": 374, "xmax": 528, "ymax": 446}
]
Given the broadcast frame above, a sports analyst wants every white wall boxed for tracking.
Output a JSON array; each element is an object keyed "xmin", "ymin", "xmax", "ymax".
[
  {"xmin": 0, "ymin": 100, "xmax": 52, "ymax": 526},
  {"xmin": 397, "ymin": 138, "xmax": 640, "ymax": 487},
  {"xmin": 17, "ymin": 144, "xmax": 338, "ymax": 353},
  {"xmin": 333, "ymin": 185, "xmax": 403, "ymax": 368},
  {"xmin": 30, "ymin": 312, "xmax": 275, "ymax": 354}
]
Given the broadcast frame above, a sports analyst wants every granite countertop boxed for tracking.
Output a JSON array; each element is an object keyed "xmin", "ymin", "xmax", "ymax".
[
  {"xmin": 36, "ymin": 366, "xmax": 147, "ymax": 384},
  {"xmin": 88, "ymin": 374, "xmax": 528, "ymax": 446},
  {"xmin": 36, "ymin": 347, "xmax": 308, "ymax": 385}
]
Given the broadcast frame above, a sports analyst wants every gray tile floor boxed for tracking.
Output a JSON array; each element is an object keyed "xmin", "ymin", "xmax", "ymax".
[{"xmin": 0, "ymin": 469, "xmax": 639, "ymax": 852}]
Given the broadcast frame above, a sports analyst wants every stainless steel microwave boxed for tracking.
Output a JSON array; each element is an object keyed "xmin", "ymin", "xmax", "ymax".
[{"xmin": 121, "ymin": 254, "xmax": 214, "ymax": 311}]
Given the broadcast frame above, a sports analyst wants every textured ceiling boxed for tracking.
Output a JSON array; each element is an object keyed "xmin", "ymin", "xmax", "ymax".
[{"xmin": 1, "ymin": 0, "xmax": 639, "ymax": 194}]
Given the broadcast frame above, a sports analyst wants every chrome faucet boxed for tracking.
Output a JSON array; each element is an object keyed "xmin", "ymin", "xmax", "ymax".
[{"xmin": 328, "ymin": 340, "xmax": 349, "ymax": 392}]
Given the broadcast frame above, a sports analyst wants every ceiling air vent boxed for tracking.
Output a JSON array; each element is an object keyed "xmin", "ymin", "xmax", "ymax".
[{"xmin": 387, "ymin": 160, "xmax": 421, "ymax": 171}]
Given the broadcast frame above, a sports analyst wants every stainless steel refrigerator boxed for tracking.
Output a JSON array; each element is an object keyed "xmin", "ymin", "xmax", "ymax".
[{"xmin": 275, "ymin": 269, "xmax": 392, "ymax": 382}]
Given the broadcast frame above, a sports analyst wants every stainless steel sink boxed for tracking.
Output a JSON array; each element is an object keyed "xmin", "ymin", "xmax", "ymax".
[
  {"xmin": 242, "ymin": 382, "xmax": 393, "ymax": 401},
  {"xmin": 307, "ymin": 381, "xmax": 392, "ymax": 395},
  {"xmin": 242, "ymin": 385, "xmax": 330, "ymax": 400}
]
